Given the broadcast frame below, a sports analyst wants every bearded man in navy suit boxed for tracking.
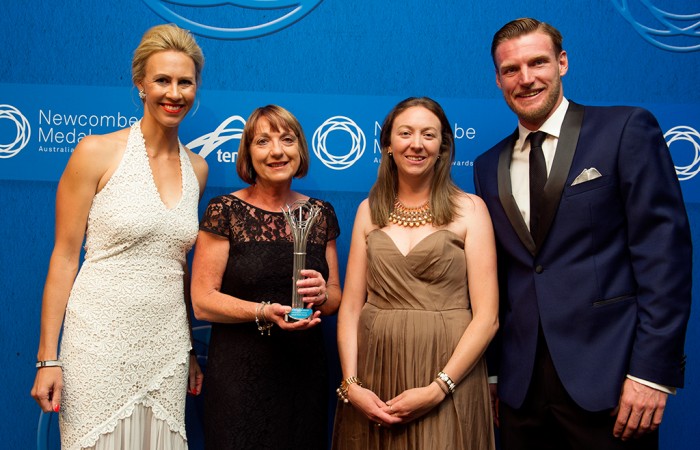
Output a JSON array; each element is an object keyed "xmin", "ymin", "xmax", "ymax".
[{"xmin": 473, "ymin": 18, "xmax": 692, "ymax": 450}]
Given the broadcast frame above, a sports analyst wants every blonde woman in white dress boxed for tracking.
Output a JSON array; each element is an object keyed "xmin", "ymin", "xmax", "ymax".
[{"xmin": 30, "ymin": 24, "xmax": 208, "ymax": 450}]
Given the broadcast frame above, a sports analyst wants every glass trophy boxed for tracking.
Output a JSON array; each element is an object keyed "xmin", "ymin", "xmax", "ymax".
[{"xmin": 281, "ymin": 200, "xmax": 322, "ymax": 321}]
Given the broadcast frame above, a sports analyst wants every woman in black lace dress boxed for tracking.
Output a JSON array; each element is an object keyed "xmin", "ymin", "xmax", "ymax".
[{"xmin": 191, "ymin": 104, "xmax": 341, "ymax": 449}]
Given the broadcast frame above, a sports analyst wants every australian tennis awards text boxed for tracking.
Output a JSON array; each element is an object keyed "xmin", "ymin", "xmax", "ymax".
[{"xmin": 37, "ymin": 110, "xmax": 139, "ymax": 147}]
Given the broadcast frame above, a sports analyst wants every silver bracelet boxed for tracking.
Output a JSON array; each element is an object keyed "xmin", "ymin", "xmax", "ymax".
[
  {"xmin": 36, "ymin": 360, "xmax": 62, "ymax": 369},
  {"xmin": 437, "ymin": 371, "xmax": 456, "ymax": 394},
  {"xmin": 255, "ymin": 301, "xmax": 273, "ymax": 336},
  {"xmin": 315, "ymin": 291, "xmax": 329, "ymax": 308}
]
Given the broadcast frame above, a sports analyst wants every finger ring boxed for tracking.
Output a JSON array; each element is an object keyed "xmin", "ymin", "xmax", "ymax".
[
  {"xmin": 389, "ymin": 405, "xmax": 394, "ymax": 413},
  {"xmin": 318, "ymin": 289, "xmax": 322, "ymax": 297}
]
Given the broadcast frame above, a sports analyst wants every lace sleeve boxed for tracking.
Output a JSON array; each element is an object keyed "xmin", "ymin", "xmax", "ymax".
[
  {"xmin": 306, "ymin": 198, "xmax": 340, "ymax": 245},
  {"xmin": 322, "ymin": 200, "xmax": 340, "ymax": 242},
  {"xmin": 199, "ymin": 195, "xmax": 231, "ymax": 238}
]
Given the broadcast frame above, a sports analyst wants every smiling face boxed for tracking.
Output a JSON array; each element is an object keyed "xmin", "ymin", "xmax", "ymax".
[
  {"xmin": 137, "ymin": 50, "xmax": 197, "ymax": 129},
  {"xmin": 494, "ymin": 31, "xmax": 568, "ymax": 130},
  {"xmin": 249, "ymin": 116, "xmax": 301, "ymax": 186},
  {"xmin": 389, "ymin": 106, "xmax": 443, "ymax": 181}
]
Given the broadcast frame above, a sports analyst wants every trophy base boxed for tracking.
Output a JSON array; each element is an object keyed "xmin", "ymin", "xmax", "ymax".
[{"xmin": 285, "ymin": 307, "xmax": 313, "ymax": 322}]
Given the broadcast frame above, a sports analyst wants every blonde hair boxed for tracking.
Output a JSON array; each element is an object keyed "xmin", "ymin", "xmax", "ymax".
[
  {"xmin": 369, "ymin": 97, "xmax": 459, "ymax": 227},
  {"xmin": 236, "ymin": 105, "xmax": 310, "ymax": 185},
  {"xmin": 132, "ymin": 24, "xmax": 204, "ymax": 86}
]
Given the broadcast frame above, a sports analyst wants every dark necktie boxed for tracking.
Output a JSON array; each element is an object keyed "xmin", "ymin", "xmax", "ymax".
[{"xmin": 528, "ymin": 131, "xmax": 547, "ymax": 239}]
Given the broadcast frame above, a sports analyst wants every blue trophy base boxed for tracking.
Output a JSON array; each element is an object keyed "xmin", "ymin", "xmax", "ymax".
[{"xmin": 285, "ymin": 307, "xmax": 313, "ymax": 322}]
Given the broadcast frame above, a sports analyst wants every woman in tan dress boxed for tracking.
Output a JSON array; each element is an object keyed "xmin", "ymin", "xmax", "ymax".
[{"xmin": 333, "ymin": 97, "xmax": 498, "ymax": 449}]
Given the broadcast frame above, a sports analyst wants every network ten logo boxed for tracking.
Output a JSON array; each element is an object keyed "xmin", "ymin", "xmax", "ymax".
[
  {"xmin": 142, "ymin": 0, "xmax": 324, "ymax": 40},
  {"xmin": 665, "ymin": 125, "xmax": 700, "ymax": 181},
  {"xmin": 0, "ymin": 104, "xmax": 31, "ymax": 159},
  {"xmin": 187, "ymin": 115, "xmax": 245, "ymax": 163}
]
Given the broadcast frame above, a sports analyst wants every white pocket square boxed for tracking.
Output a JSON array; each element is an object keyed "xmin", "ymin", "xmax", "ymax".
[{"xmin": 572, "ymin": 167, "xmax": 602, "ymax": 186}]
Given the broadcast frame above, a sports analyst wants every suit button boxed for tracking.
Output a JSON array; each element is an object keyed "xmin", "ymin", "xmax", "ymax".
[{"xmin": 535, "ymin": 265, "xmax": 543, "ymax": 273}]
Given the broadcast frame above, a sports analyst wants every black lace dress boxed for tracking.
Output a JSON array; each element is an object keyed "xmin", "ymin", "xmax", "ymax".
[{"xmin": 200, "ymin": 195, "xmax": 340, "ymax": 450}]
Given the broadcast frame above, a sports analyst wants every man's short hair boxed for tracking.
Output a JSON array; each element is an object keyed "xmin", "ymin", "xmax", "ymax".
[{"xmin": 491, "ymin": 18, "xmax": 563, "ymax": 66}]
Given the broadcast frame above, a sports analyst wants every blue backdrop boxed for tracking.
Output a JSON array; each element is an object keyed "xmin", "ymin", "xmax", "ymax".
[{"xmin": 1, "ymin": 1, "xmax": 699, "ymax": 448}]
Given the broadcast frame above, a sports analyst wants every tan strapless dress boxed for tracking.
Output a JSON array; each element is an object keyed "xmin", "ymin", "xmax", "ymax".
[{"xmin": 332, "ymin": 229, "xmax": 494, "ymax": 450}]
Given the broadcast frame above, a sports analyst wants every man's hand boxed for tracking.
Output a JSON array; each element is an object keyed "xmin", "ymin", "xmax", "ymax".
[{"xmin": 613, "ymin": 378, "xmax": 667, "ymax": 440}]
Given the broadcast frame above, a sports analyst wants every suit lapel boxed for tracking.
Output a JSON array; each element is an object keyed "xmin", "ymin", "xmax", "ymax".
[
  {"xmin": 532, "ymin": 102, "xmax": 585, "ymax": 249},
  {"xmin": 497, "ymin": 129, "xmax": 537, "ymax": 255}
]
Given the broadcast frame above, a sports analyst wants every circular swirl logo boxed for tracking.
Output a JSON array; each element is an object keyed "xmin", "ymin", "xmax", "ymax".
[
  {"xmin": 142, "ymin": 0, "xmax": 324, "ymax": 40},
  {"xmin": 0, "ymin": 104, "xmax": 31, "ymax": 159},
  {"xmin": 665, "ymin": 125, "xmax": 700, "ymax": 180},
  {"xmin": 611, "ymin": 0, "xmax": 700, "ymax": 52},
  {"xmin": 312, "ymin": 116, "xmax": 365, "ymax": 171}
]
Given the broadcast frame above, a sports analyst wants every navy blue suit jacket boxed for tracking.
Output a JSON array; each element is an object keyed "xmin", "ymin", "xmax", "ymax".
[{"xmin": 473, "ymin": 102, "xmax": 691, "ymax": 411}]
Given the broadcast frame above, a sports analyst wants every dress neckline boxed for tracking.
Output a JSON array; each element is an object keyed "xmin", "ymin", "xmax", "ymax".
[
  {"xmin": 135, "ymin": 121, "xmax": 185, "ymax": 211},
  {"xmin": 370, "ymin": 228, "xmax": 461, "ymax": 258},
  {"xmin": 227, "ymin": 193, "xmax": 316, "ymax": 215}
]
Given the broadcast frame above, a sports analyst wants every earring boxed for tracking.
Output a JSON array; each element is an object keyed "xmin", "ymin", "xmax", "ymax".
[{"xmin": 138, "ymin": 90, "xmax": 146, "ymax": 100}]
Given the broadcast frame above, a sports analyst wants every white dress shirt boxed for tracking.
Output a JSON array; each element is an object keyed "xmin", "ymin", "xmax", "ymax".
[{"xmin": 510, "ymin": 98, "xmax": 569, "ymax": 230}]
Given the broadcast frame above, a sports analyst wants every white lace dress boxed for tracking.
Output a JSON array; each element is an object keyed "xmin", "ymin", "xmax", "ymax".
[{"xmin": 58, "ymin": 121, "xmax": 199, "ymax": 450}]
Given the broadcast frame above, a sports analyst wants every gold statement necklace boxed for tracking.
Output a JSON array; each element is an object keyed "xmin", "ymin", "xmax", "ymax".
[{"xmin": 388, "ymin": 197, "xmax": 434, "ymax": 227}]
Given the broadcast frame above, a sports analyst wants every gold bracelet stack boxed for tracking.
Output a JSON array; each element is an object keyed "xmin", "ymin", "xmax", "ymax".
[
  {"xmin": 437, "ymin": 371, "xmax": 456, "ymax": 394},
  {"xmin": 336, "ymin": 376, "xmax": 362, "ymax": 403},
  {"xmin": 255, "ymin": 301, "xmax": 273, "ymax": 336}
]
